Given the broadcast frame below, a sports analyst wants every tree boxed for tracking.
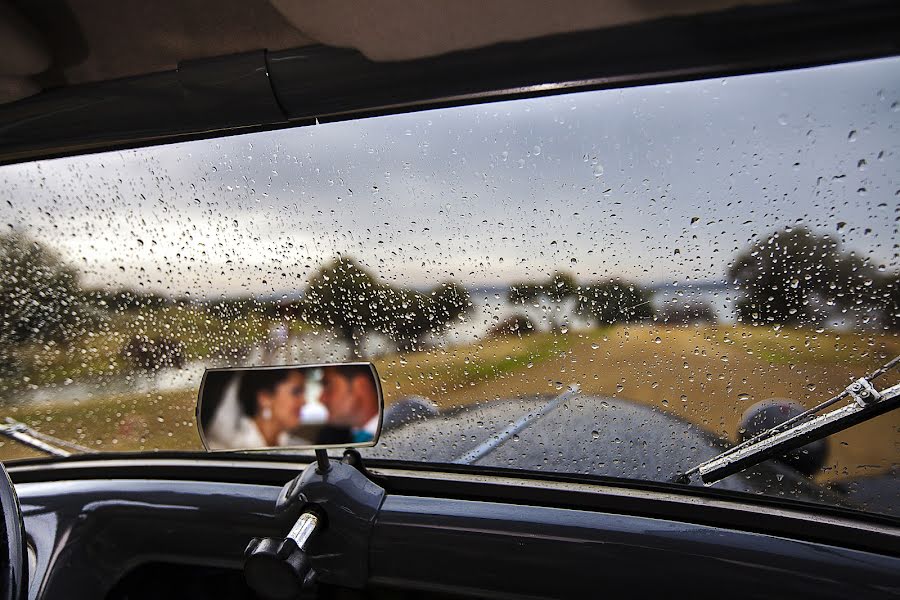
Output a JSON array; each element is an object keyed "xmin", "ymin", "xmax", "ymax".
[
  {"xmin": 507, "ymin": 283, "xmax": 540, "ymax": 304},
  {"xmin": 432, "ymin": 281, "xmax": 470, "ymax": 325},
  {"xmin": 729, "ymin": 227, "xmax": 888, "ymax": 327},
  {"xmin": 546, "ymin": 271, "xmax": 578, "ymax": 303},
  {"xmin": 0, "ymin": 232, "xmax": 93, "ymax": 346},
  {"xmin": 487, "ymin": 313, "xmax": 536, "ymax": 338},
  {"xmin": 121, "ymin": 335, "xmax": 186, "ymax": 371},
  {"xmin": 85, "ymin": 289, "xmax": 170, "ymax": 312},
  {"xmin": 384, "ymin": 288, "xmax": 431, "ymax": 352},
  {"xmin": 300, "ymin": 257, "xmax": 471, "ymax": 355},
  {"xmin": 576, "ymin": 279, "xmax": 652, "ymax": 325},
  {"xmin": 877, "ymin": 273, "xmax": 900, "ymax": 331},
  {"xmin": 658, "ymin": 301, "xmax": 717, "ymax": 325},
  {"xmin": 508, "ymin": 271, "xmax": 578, "ymax": 331},
  {"xmin": 300, "ymin": 257, "xmax": 389, "ymax": 356},
  {"xmin": 381, "ymin": 281, "xmax": 470, "ymax": 351}
]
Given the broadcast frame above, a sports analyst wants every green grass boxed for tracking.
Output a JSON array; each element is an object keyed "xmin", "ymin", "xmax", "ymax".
[
  {"xmin": 0, "ymin": 388, "xmax": 201, "ymax": 461},
  {"xmin": 376, "ymin": 331, "xmax": 570, "ymax": 405},
  {"xmin": 426, "ymin": 334, "xmax": 566, "ymax": 388},
  {"xmin": 6, "ymin": 305, "xmax": 302, "ymax": 388},
  {"xmin": 702, "ymin": 325, "xmax": 890, "ymax": 366}
]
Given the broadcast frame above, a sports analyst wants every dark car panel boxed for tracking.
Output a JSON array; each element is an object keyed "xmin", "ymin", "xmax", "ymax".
[{"xmin": 12, "ymin": 468, "xmax": 900, "ymax": 599}]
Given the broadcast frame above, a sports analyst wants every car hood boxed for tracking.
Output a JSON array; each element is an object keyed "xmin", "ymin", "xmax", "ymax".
[{"xmin": 368, "ymin": 394, "xmax": 884, "ymax": 513}]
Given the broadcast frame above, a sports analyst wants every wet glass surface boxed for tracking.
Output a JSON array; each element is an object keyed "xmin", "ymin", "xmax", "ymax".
[{"xmin": 1, "ymin": 57, "xmax": 897, "ymax": 515}]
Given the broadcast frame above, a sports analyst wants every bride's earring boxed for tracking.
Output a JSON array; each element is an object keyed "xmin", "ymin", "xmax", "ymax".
[{"xmin": 261, "ymin": 407, "xmax": 272, "ymax": 420}]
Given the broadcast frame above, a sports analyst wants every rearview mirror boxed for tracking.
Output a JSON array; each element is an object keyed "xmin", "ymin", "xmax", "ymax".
[{"xmin": 197, "ymin": 363, "xmax": 383, "ymax": 451}]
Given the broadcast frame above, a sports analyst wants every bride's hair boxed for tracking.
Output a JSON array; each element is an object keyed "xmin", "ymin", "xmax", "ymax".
[{"xmin": 238, "ymin": 369, "xmax": 297, "ymax": 417}]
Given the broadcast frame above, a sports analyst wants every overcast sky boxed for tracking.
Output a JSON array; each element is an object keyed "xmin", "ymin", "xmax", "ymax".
[{"xmin": 1, "ymin": 56, "xmax": 897, "ymax": 298}]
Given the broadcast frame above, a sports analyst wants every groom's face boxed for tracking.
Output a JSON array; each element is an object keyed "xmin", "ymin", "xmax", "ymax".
[{"xmin": 320, "ymin": 369, "xmax": 355, "ymax": 425}]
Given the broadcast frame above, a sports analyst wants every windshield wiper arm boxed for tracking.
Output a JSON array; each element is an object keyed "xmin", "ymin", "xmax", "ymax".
[
  {"xmin": 452, "ymin": 385, "xmax": 580, "ymax": 465},
  {"xmin": 0, "ymin": 417, "xmax": 94, "ymax": 457},
  {"xmin": 678, "ymin": 355, "xmax": 900, "ymax": 485}
]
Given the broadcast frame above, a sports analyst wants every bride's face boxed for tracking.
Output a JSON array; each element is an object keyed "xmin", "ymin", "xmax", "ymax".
[{"xmin": 261, "ymin": 371, "xmax": 306, "ymax": 431}]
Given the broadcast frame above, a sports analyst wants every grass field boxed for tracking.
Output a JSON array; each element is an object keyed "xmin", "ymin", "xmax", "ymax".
[
  {"xmin": 8, "ymin": 305, "xmax": 298, "ymax": 388},
  {"xmin": 2, "ymin": 324, "xmax": 897, "ymax": 484}
]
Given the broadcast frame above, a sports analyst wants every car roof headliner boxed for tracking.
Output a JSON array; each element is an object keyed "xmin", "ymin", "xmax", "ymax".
[
  {"xmin": 2, "ymin": 0, "xmax": 780, "ymax": 104},
  {"xmin": 0, "ymin": 0, "xmax": 897, "ymax": 166}
]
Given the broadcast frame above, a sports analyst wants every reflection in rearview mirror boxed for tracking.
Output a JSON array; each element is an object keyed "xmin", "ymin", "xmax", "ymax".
[{"xmin": 197, "ymin": 363, "xmax": 383, "ymax": 451}]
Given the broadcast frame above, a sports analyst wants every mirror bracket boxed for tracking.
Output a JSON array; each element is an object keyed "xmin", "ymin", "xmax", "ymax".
[
  {"xmin": 276, "ymin": 449, "xmax": 373, "ymax": 513},
  {"xmin": 259, "ymin": 453, "xmax": 386, "ymax": 591}
]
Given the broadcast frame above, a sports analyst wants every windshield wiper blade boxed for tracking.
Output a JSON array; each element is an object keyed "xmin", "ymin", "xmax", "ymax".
[
  {"xmin": 677, "ymin": 355, "xmax": 900, "ymax": 485},
  {"xmin": 0, "ymin": 417, "xmax": 94, "ymax": 458}
]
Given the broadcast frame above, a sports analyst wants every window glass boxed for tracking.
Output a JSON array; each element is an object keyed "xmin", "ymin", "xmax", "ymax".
[{"xmin": 1, "ymin": 57, "xmax": 897, "ymax": 515}]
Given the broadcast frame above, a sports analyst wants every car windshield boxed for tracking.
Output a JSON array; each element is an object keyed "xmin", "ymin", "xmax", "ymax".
[{"xmin": 1, "ymin": 56, "xmax": 897, "ymax": 517}]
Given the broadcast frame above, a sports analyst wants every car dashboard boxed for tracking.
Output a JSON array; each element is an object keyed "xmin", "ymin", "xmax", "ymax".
[{"xmin": 10, "ymin": 457, "xmax": 900, "ymax": 600}]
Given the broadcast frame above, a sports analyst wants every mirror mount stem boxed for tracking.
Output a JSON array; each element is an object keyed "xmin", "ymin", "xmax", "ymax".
[{"xmin": 315, "ymin": 448, "xmax": 331, "ymax": 474}]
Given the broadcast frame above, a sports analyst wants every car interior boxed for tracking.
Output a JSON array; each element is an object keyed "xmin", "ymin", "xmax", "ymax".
[{"xmin": 0, "ymin": 1, "xmax": 898, "ymax": 599}]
